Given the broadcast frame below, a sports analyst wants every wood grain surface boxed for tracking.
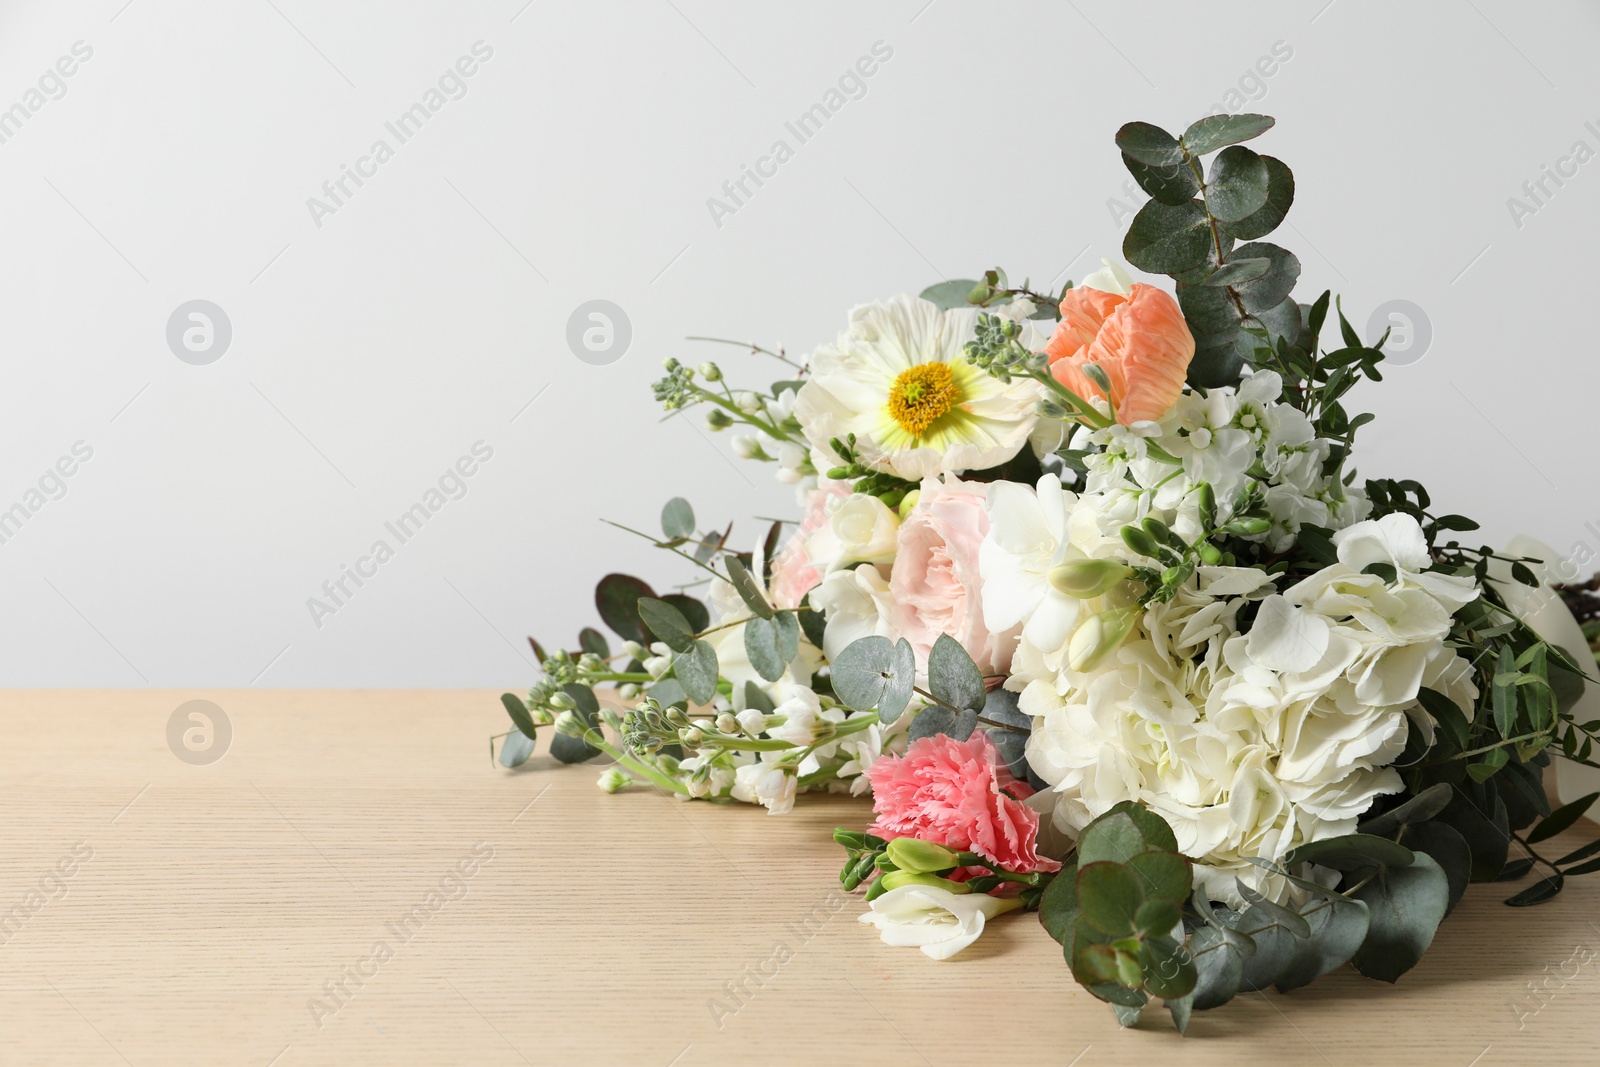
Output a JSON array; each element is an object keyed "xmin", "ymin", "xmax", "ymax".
[{"xmin": 1, "ymin": 690, "xmax": 1596, "ymax": 1066}]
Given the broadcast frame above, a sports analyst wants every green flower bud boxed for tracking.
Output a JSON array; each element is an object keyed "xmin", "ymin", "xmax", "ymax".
[
  {"xmin": 662, "ymin": 357, "xmax": 680, "ymax": 371},
  {"xmin": 553, "ymin": 710, "xmax": 585, "ymax": 737},
  {"xmin": 1047, "ymin": 558, "xmax": 1133, "ymax": 598},
  {"xmin": 1121, "ymin": 525, "xmax": 1161, "ymax": 559},
  {"xmin": 704, "ymin": 408, "xmax": 734, "ymax": 431},
  {"xmin": 547, "ymin": 691, "xmax": 577, "ymax": 711},
  {"xmin": 1198, "ymin": 542, "xmax": 1222, "ymax": 565},
  {"xmin": 597, "ymin": 768, "xmax": 632, "ymax": 793},
  {"xmin": 1068, "ymin": 607, "xmax": 1139, "ymax": 673},
  {"xmin": 896, "ymin": 489, "xmax": 922, "ymax": 520},
  {"xmin": 884, "ymin": 838, "xmax": 959, "ymax": 874},
  {"xmin": 878, "ymin": 870, "xmax": 973, "ymax": 894},
  {"xmin": 697, "ymin": 362, "xmax": 722, "ymax": 382}
]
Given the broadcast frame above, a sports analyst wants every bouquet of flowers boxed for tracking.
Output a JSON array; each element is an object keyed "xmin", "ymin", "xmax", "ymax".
[{"xmin": 494, "ymin": 113, "xmax": 1600, "ymax": 1031}]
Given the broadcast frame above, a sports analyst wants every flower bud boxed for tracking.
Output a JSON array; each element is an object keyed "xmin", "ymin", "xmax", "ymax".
[
  {"xmin": 682, "ymin": 726, "xmax": 704, "ymax": 745},
  {"xmin": 884, "ymin": 838, "xmax": 959, "ymax": 874},
  {"xmin": 597, "ymin": 768, "xmax": 632, "ymax": 793},
  {"xmin": 698, "ymin": 362, "xmax": 722, "ymax": 382},
  {"xmin": 735, "ymin": 391, "xmax": 761, "ymax": 414},
  {"xmin": 1198, "ymin": 542, "xmax": 1222, "ymax": 565},
  {"xmin": 704, "ymin": 408, "xmax": 734, "ymax": 431},
  {"xmin": 896, "ymin": 490, "xmax": 922, "ymax": 521},
  {"xmin": 1047, "ymin": 558, "xmax": 1133, "ymax": 598},
  {"xmin": 1068, "ymin": 607, "xmax": 1139, "ymax": 673},
  {"xmin": 662, "ymin": 357, "xmax": 680, "ymax": 371},
  {"xmin": 732, "ymin": 435, "xmax": 761, "ymax": 460},
  {"xmin": 775, "ymin": 466, "xmax": 802, "ymax": 484},
  {"xmin": 736, "ymin": 708, "xmax": 768, "ymax": 736},
  {"xmin": 686, "ymin": 775, "xmax": 711, "ymax": 798},
  {"xmin": 547, "ymin": 691, "xmax": 577, "ymax": 712},
  {"xmin": 878, "ymin": 870, "xmax": 973, "ymax": 894},
  {"xmin": 553, "ymin": 710, "xmax": 585, "ymax": 737},
  {"xmin": 618, "ymin": 683, "xmax": 641, "ymax": 700},
  {"xmin": 621, "ymin": 640, "xmax": 645, "ymax": 660},
  {"xmin": 715, "ymin": 712, "xmax": 740, "ymax": 734}
]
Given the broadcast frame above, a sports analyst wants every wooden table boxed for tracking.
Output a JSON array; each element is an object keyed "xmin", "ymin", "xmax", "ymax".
[{"xmin": 2, "ymin": 691, "xmax": 1596, "ymax": 1066}]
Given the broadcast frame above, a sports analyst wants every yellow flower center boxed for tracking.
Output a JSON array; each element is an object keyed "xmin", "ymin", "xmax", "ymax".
[{"xmin": 887, "ymin": 362, "xmax": 958, "ymax": 438}]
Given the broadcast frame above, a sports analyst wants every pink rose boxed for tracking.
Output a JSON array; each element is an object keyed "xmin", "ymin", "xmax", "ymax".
[
  {"xmin": 767, "ymin": 484, "xmax": 847, "ymax": 609},
  {"xmin": 866, "ymin": 733, "xmax": 1060, "ymax": 875},
  {"xmin": 889, "ymin": 476, "xmax": 1013, "ymax": 675}
]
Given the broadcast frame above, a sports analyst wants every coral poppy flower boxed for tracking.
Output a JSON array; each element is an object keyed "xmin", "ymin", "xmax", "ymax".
[{"xmin": 1043, "ymin": 281, "xmax": 1194, "ymax": 425}]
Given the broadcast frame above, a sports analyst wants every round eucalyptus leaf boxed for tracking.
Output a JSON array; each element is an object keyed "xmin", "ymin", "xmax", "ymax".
[
  {"xmin": 1189, "ymin": 925, "xmax": 1246, "ymax": 1010},
  {"xmin": 1358, "ymin": 783, "xmax": 1455, "ymax": 837},
  {"xmin": 1077, "ymin": 862, "xmax": 1146, "ymax": 937},
  {"xmin": 1285, "ymin": 833, "xmax": 1416, "ymax": 872},
  {"xmin": 907, "ymin": 706, "xmax": 978, "ymax": 743},
  {"xmin": 1205, "ymin": 146, "xmax": 1270, "ymax": 222},
  {"xmin": 1349, "ymin": 853, "xmax": 1450, "ymax": 982},
  {"xmin": 594, "ymin": 573, "xmax": 655, "ymax": 644},
  {"xmin": 742, "ymin": 615, "xmax": 787, "ymax": 682},
  {"xmin": 660, "ymin": 496, "xmax": 695, "ymax": 540},
  {"xmin": 1123, "ymin": 199, "xmax": 1213, "ymax": 275},
  {"xmin": 1122, "ymin": 152, "xmax": 1199, "ymax": 206},
  {"xmin": 1222, "ymin": 154, "xmax": 1295, "ymax": 240},
  {"xmin": 498, "ymin": 729, "xmax": 536, "ymax": 769},
  {"xmin": 1180, "ymin": 112, "xmax": 1275, "ymax": 157},
  {"xmin": 637, "ymin": 597, "xmax": 695, "ymax": 653},
  {"xmin": 1403, "ymin": 820, "xmax": 1471, "ymax": 914},
  {"xmin": 928, "ymin": 633, "xmax": 984, "ymax": 710},
  {"xmin": 671, "ymin": 639, "xmax": 720, "ymax": 705},
  {"xmin": 1199, "ymin": 257, "xmax": 1271, "ymax": 288},
  {"xmin": 830, "ymin": 635, "xmax": 915, "ymax": 718},
  {"xmin": 919, "ymin": 279, "xmax": 983, "ymax": 310},
  {"xmin": 1273, "ymin": 896, "xmax": 1370, "ymax": 992},
  {"xmin": 1230, "ymin": 241, "xmax": 1300, "ymax": 313},
  {"xmin": 1177, "ymin": 282, "xmax": 1243, "ymax": 342},
  {"xmin": 1115, "ymin": 120, "xmax": 1184, "ymax": 167}
]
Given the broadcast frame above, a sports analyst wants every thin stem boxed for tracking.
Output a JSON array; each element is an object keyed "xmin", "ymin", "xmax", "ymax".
[
  {"xmin": 602, "ymin": 519, "xmax": 729, "ymax": 583},
  {"xmin": 687, "ymin": 335, "xmax": 805, "ymax": 371}
]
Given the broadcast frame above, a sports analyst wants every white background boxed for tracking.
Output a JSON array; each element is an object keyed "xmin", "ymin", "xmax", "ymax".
[{"xmin": 1, "ymin": 0, "xmax": 1596, "ymax": 688}]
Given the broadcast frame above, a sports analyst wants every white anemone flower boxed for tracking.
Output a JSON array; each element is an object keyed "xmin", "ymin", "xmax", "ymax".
[{"xmin": 793, "ymin": 294, "xmax": 1043, "ymax": 481}]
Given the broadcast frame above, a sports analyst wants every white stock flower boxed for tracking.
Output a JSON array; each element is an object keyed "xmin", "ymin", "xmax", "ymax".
[
  {"xmin": 731, "ymin": 757, "xmax": 798, "ymax": 815},
  {"xmin": 857, "ymin": 886, "xmax": 1022, "ymax": 960},
  {"xmin": 792, "ymin": 294, "xmax": 1043, "ymax": 481},
  {"xmin": 803, "ymin": 492, "xmax": 900, "ymax": 572},
  {"xmin": 810, "ymin": 564, "xmax": 898, "ymax": 663}
]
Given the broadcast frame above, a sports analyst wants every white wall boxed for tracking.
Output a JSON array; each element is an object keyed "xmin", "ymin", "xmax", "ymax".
[{"xmin": 1, "ymin": 0, "xmax": 1596, "ymax": 688}]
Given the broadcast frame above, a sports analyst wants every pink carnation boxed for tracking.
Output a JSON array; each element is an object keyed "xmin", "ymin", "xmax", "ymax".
[{"xmin": 865, "ymin": 732, "xmax": 1060, "ymax": 875}]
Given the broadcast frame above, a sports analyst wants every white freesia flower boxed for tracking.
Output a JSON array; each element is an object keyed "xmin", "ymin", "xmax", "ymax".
[
  {"xmin": 857, "ymin": 886, "xmax": 1023, "ymax": 960},
  {"xmin": 731, "ymin": 756, "xmax": 798, "ymax": 815},
  {"xmin": 792, "ymin": 294, "xmax": 1043, "ymax": 481},
  {"xmin": 810, "ymin": 564, "xmax": 899, "ymax": 663}
]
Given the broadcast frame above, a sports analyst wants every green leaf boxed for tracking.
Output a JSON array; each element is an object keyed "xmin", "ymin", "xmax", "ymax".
[
  {"xmin": 594, "ymin": 573, "xmax": 655, "ymax": 644},
  {"xmin": 1123, "ymin": 199, "xmax": 1214, "ymax": 275},
  {"xmin": 549, "ymin": 684, "xmax": 602, "ymax": 764},
  {"xmin": 1496, "ymin": 857, "xmax": 1536, "ymax": 882},
  {"xmin": 907, "ymin": 705, "xmax": 978, "ymax": 743},
  {"xmin": 1285, "ymin": 833, "xmax": 1415, "ymax": 872},
  {"xmin": 1199, "ymin": 257, "xmax": 1270, "ymax": 287},
  {"xmin": 1229, "ymin": 241, "xmax": 1300, "ymax": 313},
  {"xmin": 1166, "ymin": 993, "xmax": 1193, "ymax": 1035},
  {"xmin": 1236, "ymin": 881, "xmax": 1313, "ymax": 938},
  {"xmin": 1177, "ymin": 281, "xmax": 1243, "ymax": 341},
  {"xmin": 772, "ymin": 610, "xmax": 800, "ymax": 664},
  {"xmin": 919, "ymin": 279, "xmax": 983, "ymax": 310},
  {"xmin": 500, "ymin": 692, "xmax": 538, "ymax": 739},
  {"xmin": 1555, "ymin": 837, "xmax": 1600, "ymax": 866},
  {"xmin": 1205, "ymin": 145, "xmax": 1270, "ymax": 222},
  {"xmin": 1417, "ymin": 688, "xmax": 1470, "ymax": 749},
  {"xmin": 1122, "ymin": 152, "xmax": 1199, "ymax": 205},
  {"xmin": 1140, "ymin": 935, "xmax": 1197, "ymax": 999},
  {"xmin": 1403, "ymin": 820, "xmax": 1472, "ymax": 914},
  {"xmin": 1468, "ymin": 748, "xmax": 1510, "ymax": 782},
  {"xmin": 672, "ymin": 639, "xmax": 720, "ymax": 705},
  {"xmin": 637, "ymin": 597, "xmax": 695, "ymax": 653},
  {"xmin": 1505, "ymin": 871, "xmax": 1565, "ymax": 906},
  {"xmin": 742, "ymin": 616, "xmax": 788, "ymax": 682},
  {"xmin": 927, "ymin": 633, "xmax": 985, "ymax": 711},
  {"xmin": 1077, "ymin": 813, "xmax": 1150, "ymax": 866},
  {"xmin": 1440, "ymin": 787, "xmax": 1510, "ymax": 882},
  {"xmin": 1492, "ymin": 645, "xmax": 1517, "ymax": 737},
  {"xmin": 1359, "ymin": 783, "xmax": 1454, "ymax": 837},
  {"xmin": 660, "ymin": 497, "xmax": 695, "ymax": 540},
  {"xmin": 796, "ymin": 607, "xmax": 826, "ymax": 650},
  {"xmin": 979, "ymin": 687, "xmax": 1032, "ymax": 780},
  {"xmin": 1220, "ymin": 154, "xmax": 1294, "ymax": 239},
  {"xmin": 1234, "ymin": 907, "xmax": 1300, "ymax": 992},
  {"xmin": 1350, "ymin": 853, "xmax": 1450, "ymax": 982},
  {"xmin": 647, "ymin": 676, "xmax": 687, "ymax": 708},
  {"xmin": 1115, "ymin": 120, "xmax": 1184, "ymax": 166},
  {"xmin": 660, "ymin": 594, "xmax": 710, "ymax": 635},
  {"xmin": 577, "ymin": 627, "xmax": 610, "ymax": 659},
  {"xmin": 742, "ymin": 680, "xmax": 774, "ymax": 713},
  {"xmin": 498, "ymin": 729, "xmax": 535, "ymax": 768},
  {"xmin": 723, "ymin": 555, "xmax": 773, "ymax": 619},
  {"xmin": 1077, "ymin": 862, "xmax": 1146, "ymax": 936},
  {"xmin": 1181, "ymin": 112, "xmax": 1275, "ymax": 157},
  {"xmin": 1075, "ymin": 942, "xmax": 1127, "ymax": 987},
  {"xmin": 830, "ymin": 635, "xmax": 915, "ymax": 719},
  {"xmin": 1127, "ymin": 850, "xmax": 1192, "ymax": 904},
  {"xmin": 1039, "ymin": 862, "xmax": 1081, "ymax": 945},
  {"xmin": 1274, "ymin": 897, "xmax": 1370, "ymax": 992},
  {"xmin": 1187, "ymin": 333, "xmax": 1246, "ymax": 389},
  {"xmin": 1527, "ymin": 792, "xmax": 1599, "ymax": 844},
  {"xmin": 1134, "ymin": 898, "xmax": 1182, "ymax": 936},
  {"xmin": 1188, "ymin": 924, "xmax": 1245, "ymax": 1010}
]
